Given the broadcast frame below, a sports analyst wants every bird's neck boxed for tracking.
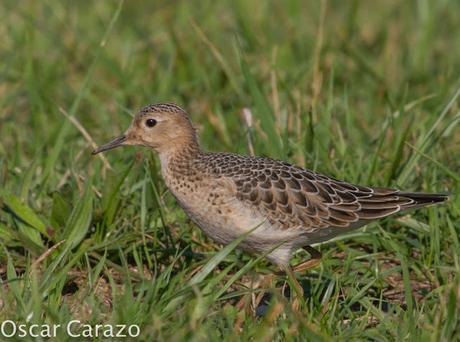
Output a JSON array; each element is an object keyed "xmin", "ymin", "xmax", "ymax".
[{"xmin": 158, "ymin": 141, "xmax": 202, "ymax": 181}]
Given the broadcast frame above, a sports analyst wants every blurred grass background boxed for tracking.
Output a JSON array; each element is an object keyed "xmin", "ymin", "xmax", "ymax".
[{"xmin": 1, "ymin": 0, "xmax": 459, "ymax": 340}]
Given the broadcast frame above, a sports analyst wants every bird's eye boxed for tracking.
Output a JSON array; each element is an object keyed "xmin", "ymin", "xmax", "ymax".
[{"xmin": 145, "ymin": 118, "xmax": 157, "ymax": 128}]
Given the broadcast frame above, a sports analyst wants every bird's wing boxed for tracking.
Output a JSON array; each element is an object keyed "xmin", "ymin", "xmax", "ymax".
[
  {"xmin": 226, "ymin": 157, "xmax": 415, "ymax": 231},
  {"xmin": 200, "ymin": 152, "xmax": 445, "ymax": 232}
]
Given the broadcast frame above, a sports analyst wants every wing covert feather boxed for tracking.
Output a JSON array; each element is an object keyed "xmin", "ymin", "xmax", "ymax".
[{"xmin": 198, "ymin": 152, "xmax": 423, "ymax": 231}]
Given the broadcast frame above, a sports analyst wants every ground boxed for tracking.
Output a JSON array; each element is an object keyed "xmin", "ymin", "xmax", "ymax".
[{"xmin": 0, "ymin": 1, "xmax": 459, "ymax": 340}]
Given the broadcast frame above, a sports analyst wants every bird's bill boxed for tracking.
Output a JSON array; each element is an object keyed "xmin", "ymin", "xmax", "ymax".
[{"xmin": 92, "ymin": 134, "xmax": 126, "ymax": 154}]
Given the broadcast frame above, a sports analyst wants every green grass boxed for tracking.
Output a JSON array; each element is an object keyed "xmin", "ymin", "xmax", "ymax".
[{"xmin": 1, "ymin": 0, "xmax": 460, "ymax": 340}]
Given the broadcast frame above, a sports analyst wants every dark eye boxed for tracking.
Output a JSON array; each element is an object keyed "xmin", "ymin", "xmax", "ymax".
[{"xmin": 145, "ymin": 118, "xmax": 157, "ymax": 128}]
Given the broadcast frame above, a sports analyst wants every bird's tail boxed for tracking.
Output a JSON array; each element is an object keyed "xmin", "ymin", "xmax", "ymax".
[{"xmin": 398, "ymin": 192, "xmax": 449, "ymax": 210}]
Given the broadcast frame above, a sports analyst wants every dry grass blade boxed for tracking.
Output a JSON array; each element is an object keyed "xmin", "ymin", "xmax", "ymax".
[
  {"xmin": 32, "ymin": 240, "xmax": 66, "ymax": 268},
  {"xmin": 59, "ymin": 107, "xmax": 113, "ymax": 172}
]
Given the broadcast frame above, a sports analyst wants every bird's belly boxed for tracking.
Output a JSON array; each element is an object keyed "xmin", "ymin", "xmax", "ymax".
[
  {"xmin": 173, "ymin": 191, "xmax": 303, "ymax": 257},
  {"xmin": 170, "ymin": 185, "xmax": 375, "ymax": 265},
  {"xmin": 177, "ymin": 196, "xmax": 264, "ymax": 245}
]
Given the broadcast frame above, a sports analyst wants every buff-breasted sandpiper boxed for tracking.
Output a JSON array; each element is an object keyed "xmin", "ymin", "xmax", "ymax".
[{"xmin": 93, "ymin": 103, "xmax": 448, "ymax": 285}]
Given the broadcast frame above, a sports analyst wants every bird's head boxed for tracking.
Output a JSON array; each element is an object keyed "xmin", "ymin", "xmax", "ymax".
[{"xmin": 92, "ymin": 103, "xmax": 198, "ymax": 155}]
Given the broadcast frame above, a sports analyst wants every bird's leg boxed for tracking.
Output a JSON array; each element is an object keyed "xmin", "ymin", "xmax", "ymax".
[
  {"xmin": 235, "ymin": 273, "xmax": 257, "ymax": 314},
  {"xmin": 292, "ymin": 246, "xmax": 322, "ymax": 273},
  {"xmin": 235, "ymin": 273, "xmax": 273, "ymax": 315},
  {"xmin": 282, "ymin": 265, "xmax": 304, "ymax": 311},
  {"xmin": 253, "ymin": 273, "xmax": 274, "ymax": 309},
  {"xmin": 238, "ymin": 246, "xmax": 321, "ymax": 313}
]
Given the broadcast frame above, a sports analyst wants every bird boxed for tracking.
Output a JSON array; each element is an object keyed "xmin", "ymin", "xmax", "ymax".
[{"xmin": 92, "ymin": 103, "xmax": 448, "ymax": 277}]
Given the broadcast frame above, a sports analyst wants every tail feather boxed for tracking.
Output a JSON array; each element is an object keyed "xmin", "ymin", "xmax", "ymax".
[{"xmin": 398, "ymin": 192, "xmax": 449, "ymax": 210}]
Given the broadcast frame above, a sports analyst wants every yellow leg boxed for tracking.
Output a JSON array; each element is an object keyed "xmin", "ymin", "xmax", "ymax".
[
  {"xmin": 235, "ymin": 273, "xmax": 274, "ymax": 315},
  {"xmin": 283, "ymin": 265, "xmax": 303, "ymax": 311},
  {"xmin": 236, "ymin": 246, "xmax": 321, "ymax": 314},
  {"xmin": 253, "ymin": 273, "xmax": 274, "ymax": 309},
  {"xmin": 281, "ymin": 246, "xmax": 321, "ymax": 310},
  {"xmin": 292, "ymin": 246, "xmax": 322, "ymax": 273}
]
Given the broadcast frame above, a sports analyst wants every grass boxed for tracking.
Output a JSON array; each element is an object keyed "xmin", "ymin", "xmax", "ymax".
[{"xmin": 1, "ymin": 0, "xmax": 459, "ymax": 340}]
